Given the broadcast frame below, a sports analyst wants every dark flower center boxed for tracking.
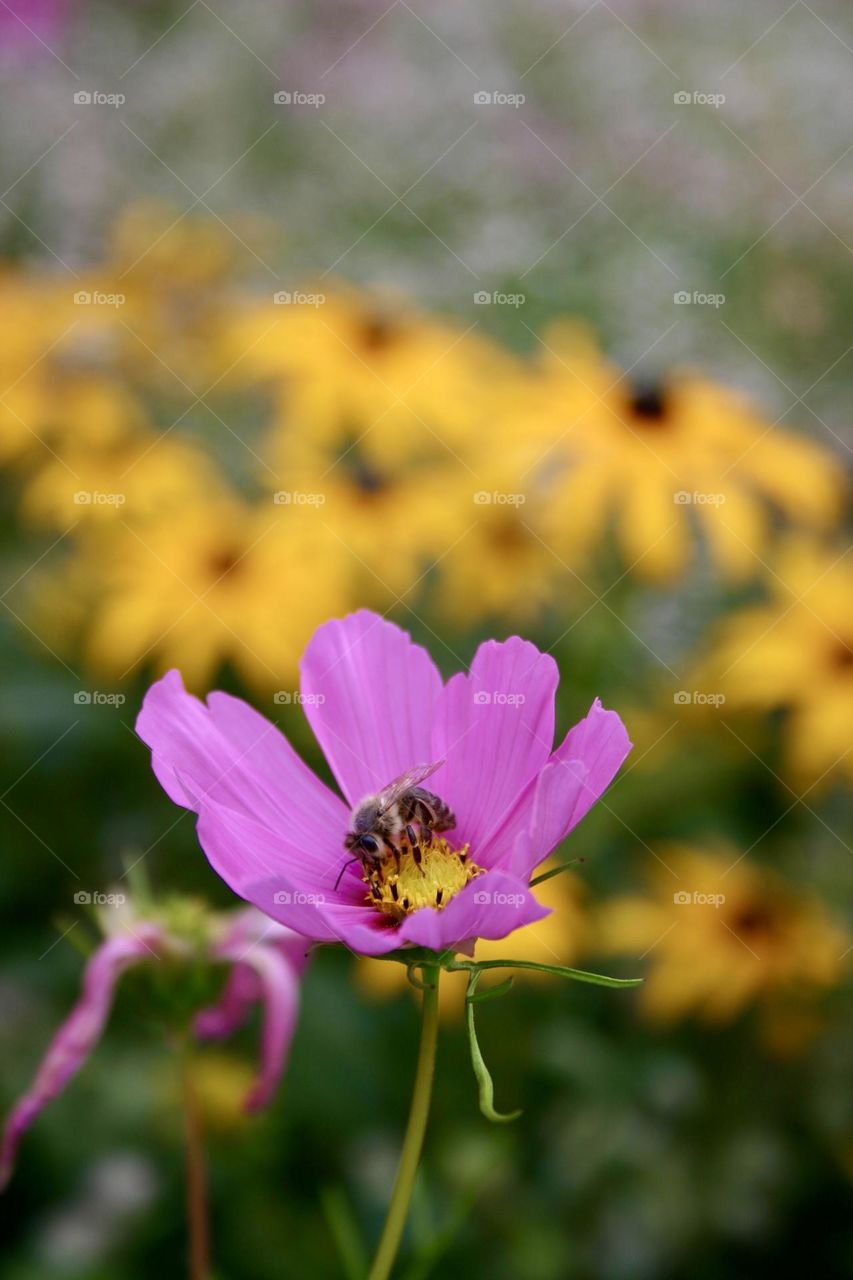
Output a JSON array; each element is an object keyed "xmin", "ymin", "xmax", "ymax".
[
  {"xmin": 359, "ymin": 313, "xmax": 398, "ymax": 353},
  {"xmin": 830, "ymin": 640, "xmax": 853, "ymax": 672},
  {"xmin": 626, "ymin": 380, "xmax": 670, "ymax": 427},
  {"xmin": 207, "ymin": 546, "xmax": 243, "ymax": 580}
]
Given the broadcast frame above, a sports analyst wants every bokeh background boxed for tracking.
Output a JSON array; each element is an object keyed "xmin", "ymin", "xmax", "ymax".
[{"xmin": 1, "ymin": 1, "xmax": 852, "ymax": 1276}]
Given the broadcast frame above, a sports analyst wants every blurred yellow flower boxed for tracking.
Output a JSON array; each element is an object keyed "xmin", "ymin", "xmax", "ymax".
[
  {"xmin": 21, "ymin": 433, "xmax": 221, "ymax": 530},
  {"xmin": 525, "ymin": 322, "xmax": 843, "ymax": 582},
  {"xmin": 355, "ymin": 867, "xmax": 590, "ymax": 1020},
  {"xmin": 597, "ymin": 845, "xmax": 847, "ymax": 1024},
  {"xmin": 63, "ymin": 497, "xmax": 349, "ymax": 690},
  {"xmin": 231, "ymin": 284, "xmax": 525, "ymax": 468},
  {"xmin": 705, "ymin": 541, "xmax": 853, "ymax": 786}
]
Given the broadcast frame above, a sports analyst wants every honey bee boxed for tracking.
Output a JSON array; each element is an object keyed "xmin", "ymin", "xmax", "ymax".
[{"xmin": 335, "ymin": 761, "xmax": 456, "ymax": 890}]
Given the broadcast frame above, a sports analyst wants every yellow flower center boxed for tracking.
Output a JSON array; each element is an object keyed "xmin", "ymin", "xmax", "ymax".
[{"xmin": 364, "ymin": 836, "xmax": 483, "ymax": 922}]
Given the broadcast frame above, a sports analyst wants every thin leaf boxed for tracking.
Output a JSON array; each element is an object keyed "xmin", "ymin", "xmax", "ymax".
[
  {"xmin": 453, "ymin": 958, "xmax": 642, "ymax": 988},
  {"xmin": 465, "ymin": 971, "xmax": 521, "ymax": 1124},
  {"xmin": 319, "ymin": 1185, "xmax": 367, "ymax": 1280},
  {"xmin": 466, "ymin": 975, "xmax": 514, "ymax": 1004}
]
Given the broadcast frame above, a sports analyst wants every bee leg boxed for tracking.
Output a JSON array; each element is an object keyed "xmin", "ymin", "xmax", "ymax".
[
  {"xmin": 420, "ymin": 824, "xmax": 433, "ymax": 847},
  {"xmin": 405, "ymin": 824, "xmax": 418, "ymax": 850}
]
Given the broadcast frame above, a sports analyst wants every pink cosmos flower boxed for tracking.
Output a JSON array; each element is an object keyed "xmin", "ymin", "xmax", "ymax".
[
  {"xmin": 136, "ymin": 611, "xmax": 631, "ymax": 958},
  {"xmin": 1, "ymin": 906, "xmax": 306, "ymax": 1188}
]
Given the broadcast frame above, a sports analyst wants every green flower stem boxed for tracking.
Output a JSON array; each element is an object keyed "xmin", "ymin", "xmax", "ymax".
[
  {"xmin": 181, "ymin": 1053, "xmax": 210, "ymax": 1280},
  {"xmin": 367, "ymin": 965, "xmax": 441, "ymax": 1280}
]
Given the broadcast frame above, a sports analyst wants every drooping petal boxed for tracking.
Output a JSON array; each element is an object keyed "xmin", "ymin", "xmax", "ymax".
[
  {"xmin": 431, "ymin": 637, "xmax": 558, "ymax": 855},
  {"xmin": 299, "ymin": 610, "xmax": 443, "ymax": 806},
  {"xmin": 1, "ymin": 927, "xmax": 161, "ymax": 1188},
  {"xmin": 206, "ymin": 915, "xmax": 306, "ymax": 1113},
  {"xmin": 136, "ymin": 671, "xmax": 348, "ymax": 878},
  {"xmin": 484, "ymin": 699, "xmax": 632, "ymax": 876},
  {"xmin": 397, "ymin": 869, "xmax": 550, "ymax": 952}
]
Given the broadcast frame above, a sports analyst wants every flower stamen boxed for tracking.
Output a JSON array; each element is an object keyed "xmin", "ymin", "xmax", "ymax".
[{"xmin": 365, "ymin": 836, "xmax": 483, "ymax": 922}]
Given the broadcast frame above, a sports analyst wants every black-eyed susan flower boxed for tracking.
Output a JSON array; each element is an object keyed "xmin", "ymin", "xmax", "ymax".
[
  {"xmin": 706, "ymin": 541, "xmax": 853, "ymax": 785},
  {"xmin": 524, "ymin": 322, "xmax": 843, "ymax": 582},
  {"xmin": 597, "ymin": 844, "xmax": 847, "ymax": 1023}
]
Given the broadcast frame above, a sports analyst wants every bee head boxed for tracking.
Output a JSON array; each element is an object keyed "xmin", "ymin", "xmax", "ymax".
[{"xmin": 344, "ymin": 831, "xmax": 380, "ymax": 855}]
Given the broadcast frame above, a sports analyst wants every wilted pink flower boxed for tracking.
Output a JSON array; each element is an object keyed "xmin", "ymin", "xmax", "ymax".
[
  {"xmin": 137, "ymin": 611, "xmax": 631, "ymax": 957},
  {"xmin": 1, "ymin": 907, "xmax": 306, "ymax": 1187}
]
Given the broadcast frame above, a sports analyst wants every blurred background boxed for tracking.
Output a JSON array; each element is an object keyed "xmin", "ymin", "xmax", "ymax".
[{"xmin": 1, "ymin": 0, "xmax": 852, "ymax": 1276}]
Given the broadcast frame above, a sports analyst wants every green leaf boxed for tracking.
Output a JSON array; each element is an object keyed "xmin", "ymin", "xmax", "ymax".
[
  {"xmin": 465, "ymin": 970, "xmax": 522, "ymax": 1124},
  {"xmin": 465, "ymin": 975, "xmax": 514, "ymax": 1004},
  {"xmin": 319, "ymin": 1185, "xmax": 368, "ymax": 1280},
  {"xmin": 453, "ymin": 958, "xmax": 642, "ymax": 988}
]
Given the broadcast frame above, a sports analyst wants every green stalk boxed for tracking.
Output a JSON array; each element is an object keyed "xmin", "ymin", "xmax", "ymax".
[{"xmin": 367, "ymin": 966, "xmax": 441, "ymax": 1280}]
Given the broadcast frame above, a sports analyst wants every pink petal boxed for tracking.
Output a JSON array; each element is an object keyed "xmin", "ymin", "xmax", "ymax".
[
  {"xmin": 397, "ymin": 870, "xmax": 550, "ymax": 952},
  {"xmin": 207, "ymin": 916, "xmax": 306, "ymax": 1113},
  {"xmin": 1, "ymin": 927, "xmax": 161, "ymax": 1188},
  {"xmin": 489, "ymin": 699, "xmax": 633, "ymax": 878},
  {"xmin": 300, "ymin": 610, "xmax": 443, "ymax": 807},
  {"xmin": 136, "ymin": 671, "xmax": 348, "ymax": 879},
  {"xmin": 431, "ymin": 637, "xmax": 558, "ymax": 856}
]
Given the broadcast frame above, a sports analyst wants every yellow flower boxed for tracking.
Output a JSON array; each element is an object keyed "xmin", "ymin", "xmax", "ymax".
[
  {"xmin": 524, "ymin": 322, "xmax": 842, "ymax": 582},
  {"xmin": 230, "ymin": 284, "xmax": 525, "ymax": 468},
  {"xmin": 704, "ymin": 540, "xmax": 853, "ymax": 786},
  {"xmin": 63, "ymin": 496, "xmax": 350, "ymax": 690},
  {"xmin": 101, "ymin": 201, "xmax": 262, "ymax": 389},
  {"xmin": 597, "ymin": 845, "xmax": 847, "ymax": 1024},
  {"xmin": 355, "ymin": 867, "xmax": 590, "ymax": 1020},
  {"xmin": 21, "ymin": 433, "xmax": 220, "ymax": 529}
]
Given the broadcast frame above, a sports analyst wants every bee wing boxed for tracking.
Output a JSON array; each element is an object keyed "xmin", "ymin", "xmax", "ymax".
[{"xmin": 375, "ymin": 760, "xmax": 445, "ymax": 812}]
